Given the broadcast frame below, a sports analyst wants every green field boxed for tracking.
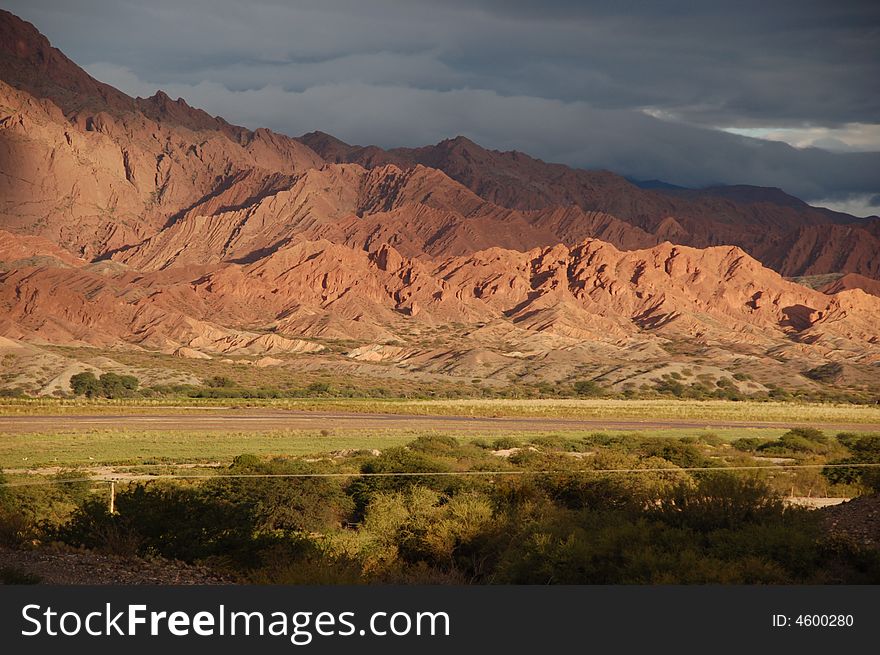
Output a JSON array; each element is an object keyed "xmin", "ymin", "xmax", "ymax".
[
  {"xmin": 0, "ymin": 426, "xmax": 800, "ymax": 469},
  {"xmin": 2, "ymin": 397, "xmax": 878, "ymax": 471}
]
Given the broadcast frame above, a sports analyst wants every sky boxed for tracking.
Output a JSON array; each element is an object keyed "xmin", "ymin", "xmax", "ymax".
[{"xmin": 7, "ymin": 0, "xmax": 880, "ymax": 215}]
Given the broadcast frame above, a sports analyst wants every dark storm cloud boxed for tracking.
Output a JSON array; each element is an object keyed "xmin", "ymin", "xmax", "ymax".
[{"xmin": 5, "ymin": 0, "xmax": 879, "ymax": 206}]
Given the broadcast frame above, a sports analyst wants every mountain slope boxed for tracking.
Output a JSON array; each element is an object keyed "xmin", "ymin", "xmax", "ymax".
[
  {"xmin": 3, "ymin": 228, "xmax": 879, "ymax": 361},
  {"xmin": 0, "ymin": 10, "xmax": 324, "ymax": 258},
  {"xmin": 821, "ymin": 273, "xmax": 880, "ymax": 298},
  {"xmin": 299, "ymin": 132, "xmax": 880, "ymax": 278}
]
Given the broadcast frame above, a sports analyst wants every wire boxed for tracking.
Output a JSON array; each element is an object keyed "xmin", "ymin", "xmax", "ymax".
[{"xmin": 2, "ymin": 462, "xmax": 879, "ymax": 487}]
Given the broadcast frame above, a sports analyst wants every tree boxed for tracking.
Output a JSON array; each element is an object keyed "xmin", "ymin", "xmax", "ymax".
[
  {"xmin": 70, "ymin": 372, "xmax": 102, "ymax": 397},
  {"xmin": 69, "ymin": 372, "xmax": 139, "ymax": 398},
  {"xmin": 98, "ymin": 373, "xmax": 138, "ymax": 398}
]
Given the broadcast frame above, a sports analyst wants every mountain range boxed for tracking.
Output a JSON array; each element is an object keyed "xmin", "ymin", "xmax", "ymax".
[{"xmin": 0, "ymin": 9, "xmax": 878, "ymax": 397}]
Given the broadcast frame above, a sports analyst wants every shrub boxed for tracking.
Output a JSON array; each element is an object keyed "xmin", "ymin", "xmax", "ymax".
[
  {"xmin": 0, "ymin": 506, "xmax": 34, "ymax": 547},
  {"xmin": 573, "ymin": 380, "xmax": 602, "ymax": 397},
  {"xmin": 768, "ymin": 387, "xmax": 792, "ymax": 400},
  {"xmin": 823, "ymin": 434, "xmax": 880, "ymax": 491},
  {"xmin": 643, "ymin": 439, "xmax": 713, "ymax": 469},
  {"xmin": 654, "ymin": 379, "xmax": 686, "ymax": 397},
  {"xmin": 408, "ymin": 435, "xmax": 461, "ymax": 456},
  {"xmin": 757, "ymin": 428, "xmax": 833, "ymax": 455},
  {"xmin": 732, "ymin": 437, "xmax": 765, "ymax": 452},
  {"xmin": 213, "ymin": 458, "xmax": 354, "ymax": 534},
  {"xmin": 804, "ymin": 362, "xmax": 843, "ymax": 383},
  {"xmin": 361, "ymin": 487, "xmax": 494, "ymax": 570},
  {"xmin": 58, "ymin": 485, "xmax": 257, "ymax": 564},
  {"xmin": 348, "ymin": 448, "xmax": 453, "ymax": 517},
  {"xmin": 654, "ymin": 474, "xmax": 784, "ymax": 531},
  {"xmin": 204, "ymin": 376, "xmax": 234, "ymax": 388},
  {"xmin": 491, "ymin": 437, "xmax": 519, "ymax": 450},
  {"xmin": 307, "ymin": 382, "xmax": 331, "ymax": 395}
]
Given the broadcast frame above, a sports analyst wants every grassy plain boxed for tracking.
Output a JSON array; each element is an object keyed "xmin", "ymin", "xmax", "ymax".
[
  {"xmin": 2, "ymin": 397, "xmax": 878, "ymax": 471},
  {"xmin": 0, "ymin": 426, "xmax": 798, "ymax": 469}
]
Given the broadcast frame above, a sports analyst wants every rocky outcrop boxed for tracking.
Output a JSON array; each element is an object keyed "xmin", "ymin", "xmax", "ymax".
[{"xmin": 3, "ymin": 233, "xmax": 877, "ymax": 366}]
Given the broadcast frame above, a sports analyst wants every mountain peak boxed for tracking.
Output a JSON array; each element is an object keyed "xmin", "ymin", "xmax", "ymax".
[
  {"xmin": 0, "ymin": 9, "xmax": 136, "ymax": 115},
  {"xmin": 0, "ymin": 9, "xmax": 49, "ymax": 59},
  {"xmin": 0, "ymin": 10, "xmax": 245, "ymax": 140},
  {"xmin": 441, "ymin": 135, "xmax": 478, "ymax": 148},
  {"xmin": 299, "ymin": 130, "xmax": 353, "ymax": 149},
  {"xmin": 147, "ymin": 89, "xmax": 174, "ymax": 103},
  {"xmin": 133, "ymin": 90, "xmax": 241, "ymax": 134}
]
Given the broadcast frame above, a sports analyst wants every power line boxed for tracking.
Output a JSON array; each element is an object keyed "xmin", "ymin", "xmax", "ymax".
[{"xmin": 2, "ymin": 462, "xmax": 880, "ymax": 487}]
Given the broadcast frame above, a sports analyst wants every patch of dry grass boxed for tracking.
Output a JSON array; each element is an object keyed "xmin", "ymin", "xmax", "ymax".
[{"xmin": 1, "ymin": 397, "xmax": 879, "ymax": 424}]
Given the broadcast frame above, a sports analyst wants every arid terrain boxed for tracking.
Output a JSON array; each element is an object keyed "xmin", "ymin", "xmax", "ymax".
[
  {"xmin": 0, "ymin": 5, "xmax": 878, "ymax": 591},
  {"xmin": 0, "ymin": 9, "xmax": 878, "ymax": 404}
]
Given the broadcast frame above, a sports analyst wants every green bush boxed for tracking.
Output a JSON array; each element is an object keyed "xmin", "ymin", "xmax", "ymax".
[
  {"xmin": 732, "ymin": 437, "xmax": 765, "ymax": 452},
  {"xmin": 642, "ymin": 439, "xmax": 714, "ymax": 469},
  {"xmin": 491, "ymin": 437, "xmax": 519, "ymax": 450},
  {"xmin": 57, "ymin": 485, "xmax": 258, "ymax": 564},
  {"xmin": 215, "ymin": 458, "xmax": 353, "ymax": 533},
  {"xmin": 43, "ymin": 437, "xmax": 880, "ymax": 585},
  {"xmin": 653, "ymin": 474, "xmax": 784, "ymax": 531},
  {"xmin": 757, "ymin": 428, "xmax": 834, "ymax": 455},
  {"xmin": 407, "ymin": 435, "xmax": 461, "ymax": 456},
  {"xmin": 348, "ymin": 448, "xmax": 454, "ymax": 517},
  {"xmin": 823, "ymin": 434, "xmax": 880, "ymax": 491},
  {"xmin": 98, "ymin": 373, "xmax": 139, "ymax": 398},
  {"xmin": 0, "ymin": 506, "xmax": 34, "ymax": 547}
]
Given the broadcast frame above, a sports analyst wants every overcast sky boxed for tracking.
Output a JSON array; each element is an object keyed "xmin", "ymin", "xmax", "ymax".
[{"xmin": 7, "ymin": 0, "xmax": 880, "ymax": 215}]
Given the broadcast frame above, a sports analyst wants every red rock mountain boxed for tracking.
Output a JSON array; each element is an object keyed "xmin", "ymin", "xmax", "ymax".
[
  {"xmin": 821, "ymin": 273, "xmax": 880, "ymax": 299},
  {"xmin": 0, "ymin": 9, "xmax": 878, "ymax": 392},
  {"xmin": 298, "ymin": 131, "xmax": 880, "ymax": 279}
]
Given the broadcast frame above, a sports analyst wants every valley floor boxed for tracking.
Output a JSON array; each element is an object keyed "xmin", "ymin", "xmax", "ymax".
[{"xmin": 1, "ymin": 398, "xmax": 878, "ymax": 584}]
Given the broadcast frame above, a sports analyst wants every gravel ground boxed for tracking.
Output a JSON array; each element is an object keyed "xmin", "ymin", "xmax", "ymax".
[
  {"xmin": 821, "ymin": 494, "xmax": 880, "ymax": 548},
  {"xmin": 0, "ymin": 545, "xmax": 233, "ymax": 584}
]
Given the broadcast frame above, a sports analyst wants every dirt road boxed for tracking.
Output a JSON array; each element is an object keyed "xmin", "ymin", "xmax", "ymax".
[{"xmin": 1, "ymin": 410, "xmax": 879, "ymax": 434}]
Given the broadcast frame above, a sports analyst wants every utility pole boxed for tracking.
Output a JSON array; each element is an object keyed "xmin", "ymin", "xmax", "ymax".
[{"xmin": 109, "ymin": 479, "xmax": 116, "ymax": 514}]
